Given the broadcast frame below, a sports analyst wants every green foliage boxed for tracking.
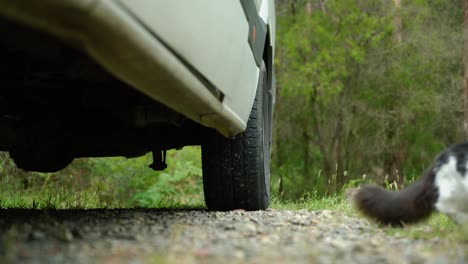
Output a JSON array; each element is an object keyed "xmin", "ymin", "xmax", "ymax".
[
  {"xmin": 0, "ymin": 147, "xmax": 204, "ymax": 209},
  {"xmin": 280, "ymin": 0, "xmax": 392, "ymax": 103},
  {"xmin": 130, "ymin": 151, "xmax": 204, "ymax": 208},
  {"xmin": 273, "ymin": 0, "xmax": 462, "ymax": 200}
]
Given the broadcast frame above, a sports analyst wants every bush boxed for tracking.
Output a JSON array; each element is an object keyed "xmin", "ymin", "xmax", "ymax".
[{"xmin": 0, "ymin": 147, "xmax": 204, "ymax": 209}]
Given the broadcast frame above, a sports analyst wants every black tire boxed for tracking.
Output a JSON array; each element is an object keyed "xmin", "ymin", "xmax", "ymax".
[{"xmin": 202, "ymin": 60, "xmax": 271, "ymax": 211}]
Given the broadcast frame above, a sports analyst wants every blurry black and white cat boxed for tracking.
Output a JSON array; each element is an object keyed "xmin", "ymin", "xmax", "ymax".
[{"xmin": 355, "ymin": 142, "xmax": 468, "ymax": 226}]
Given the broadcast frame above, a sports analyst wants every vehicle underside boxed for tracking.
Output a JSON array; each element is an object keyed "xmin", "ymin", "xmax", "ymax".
[{"xmin": 0, "ymin": 18, "xmax": 205, "ymax": 172}]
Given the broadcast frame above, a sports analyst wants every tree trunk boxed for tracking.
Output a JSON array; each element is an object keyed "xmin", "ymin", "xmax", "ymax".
[
  {"xmin": 393, "ymin": 0, "xmax": 402, "ymax": 43},
  {"xmin": 274, "ymin": 50, "xmax": 284, "ymax": 199},
  {"xmin": 275, "ymin": 136, "xmax": 284, "ymax": 198},
  {"xmin": 381, "ymin": 0, "xmax": 405, "ymax": 186},
  {"xmin": 332, "ymin": 91, "xmax": 345, "ymax": 189},
  {"xmin": 463, "ymin": 0, "xmax": 468, "ymax": 139},
  {"xmin": 302, "ymin": 128, "xmax": 311, "ymax": 186}
]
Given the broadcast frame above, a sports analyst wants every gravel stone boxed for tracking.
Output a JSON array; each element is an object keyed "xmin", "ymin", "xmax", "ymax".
[{"xmin": 0, "ymin": 208, "xmax": 466, "ymax": 263}]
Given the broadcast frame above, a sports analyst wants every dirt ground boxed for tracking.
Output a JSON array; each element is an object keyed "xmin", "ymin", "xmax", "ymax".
[{"xmin": 0, "ymin": 208, "xmax": 465, "ymax": 264}]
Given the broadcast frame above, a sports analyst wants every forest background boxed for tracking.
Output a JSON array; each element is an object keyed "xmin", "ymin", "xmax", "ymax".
[{"xmin": 0, "ymin": 0, "xmax": 464, "ymax": 207}]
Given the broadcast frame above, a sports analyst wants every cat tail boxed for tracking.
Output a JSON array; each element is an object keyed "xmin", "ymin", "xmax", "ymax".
[{"xmin": 354, "ymin": 168, "xmax": 439, "ymax": 226}]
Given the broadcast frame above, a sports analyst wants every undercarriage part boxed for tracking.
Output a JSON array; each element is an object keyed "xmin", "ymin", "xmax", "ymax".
[
  {"xmin": 149, "ymin": 150, "xmax": 167, "ymax": 171},
  {"xmin": 0, "ymin": 117, "xmax": 18, "ymax": 151},
  {"xmin": 0, "ymin": 112, "xmax": 204, "ymax": 172}
]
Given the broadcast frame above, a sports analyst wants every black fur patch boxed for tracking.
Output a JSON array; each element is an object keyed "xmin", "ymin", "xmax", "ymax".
[
  {"xmin": 449, "ymin": 143, "xmax": 468, "ymax": 176},
  {"xmin": 456, "ymin": 152, "xmax": 467, "ymax": 176},
  {"xmin": 354, "ymin": 168, "xmax": 437, "ymax": 226}
]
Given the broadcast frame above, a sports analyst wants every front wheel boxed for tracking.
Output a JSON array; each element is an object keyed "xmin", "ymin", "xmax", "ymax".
[{"xmin": 201, "ymin": 60, "xmax": 271, "ymax": 211}]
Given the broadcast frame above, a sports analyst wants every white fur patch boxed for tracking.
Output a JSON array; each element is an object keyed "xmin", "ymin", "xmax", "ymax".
[{"xmin": 434, "ymin": 156, "xmax": 468, "ymax": 224}]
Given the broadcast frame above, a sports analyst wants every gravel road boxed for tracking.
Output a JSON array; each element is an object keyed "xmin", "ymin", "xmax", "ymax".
[{"xmin": 0, "ymin": 208, "xmax": 466, "ymax": 264}]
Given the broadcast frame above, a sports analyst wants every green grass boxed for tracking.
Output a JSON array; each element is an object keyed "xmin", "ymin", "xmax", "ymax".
[
  {"xmin": 270, "ymin": 194, "xmax": 353, "ymax": 213},
  {"xmin": 382, "ymin": 213, "xmax": 461, "ymax": 241}
]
